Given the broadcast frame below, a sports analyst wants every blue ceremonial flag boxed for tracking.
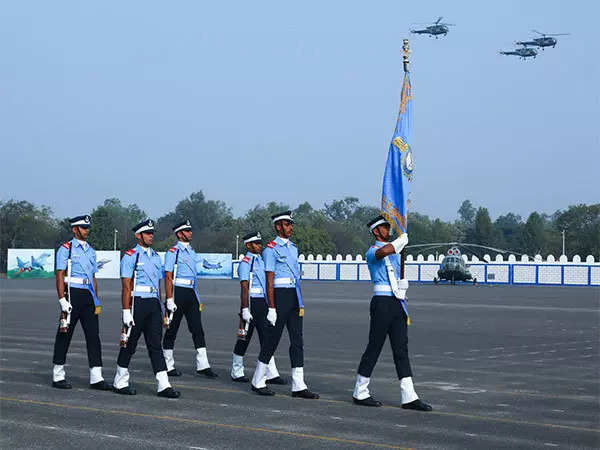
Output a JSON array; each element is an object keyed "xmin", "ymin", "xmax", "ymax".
[{"xmin": 381, "ymin": 72, "xmax": 414, "ymax": 235}]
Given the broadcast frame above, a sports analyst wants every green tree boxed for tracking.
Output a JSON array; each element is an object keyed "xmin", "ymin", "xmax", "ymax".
[
  {"xmin": 89, "ymin": 198, "xmax": 146, "ymax": 250},
  {"xmin": 458, "ymin": 200, "xmax": 476, "ymax": 225},
  {"xmin": 522, "ymin": 212, "xmax": 546, "ymax": 255},
  {"xmin": 553, "ymin": 204, "xmax": 600, "ymax": 257},
  {"xmin": 0, "ymin": 200, "xmax": 59, "ymax": 271},
  {"xmin": 494, "ymin": 213, "xmax": 523, "ymax": 250},
  {"xmin": 473, "ymin": 207, "xmax": 494, "ymax": 246},
  {"xmin": 155, "ymin": 191, "xmax": 235, "ymax": 251}
]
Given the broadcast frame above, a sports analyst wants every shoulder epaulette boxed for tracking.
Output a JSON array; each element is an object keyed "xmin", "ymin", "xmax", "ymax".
[
  {"xmin": 125, "ymin": 248, "xmax": 136, "ymax": 256},
  {"xmin": 266, "ymin": 241, "xmax": 276, "ymax": 249},
  {"xmin": 169, "ymin": 246, "xmax": 177, "ymax": 253},
  {"xmin": 62, "ymin": 242, "xmax": 72, "ymax": 249},
  {"xmin": 242, "ymin": 256, "xmax": 250, "ymax": 263}
]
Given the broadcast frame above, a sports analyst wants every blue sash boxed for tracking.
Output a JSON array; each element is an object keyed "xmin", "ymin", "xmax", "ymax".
[
  {"xmin": 273, "ymin": 246, "xmax": 304, "ymax": 308},
  {"xmin": 76, "ymin": 244, "xmax": 101, "ymax": 313}
]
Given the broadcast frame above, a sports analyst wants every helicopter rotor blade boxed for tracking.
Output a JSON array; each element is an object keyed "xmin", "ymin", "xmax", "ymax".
[
  {"xmin": 546, "ymin": 33, "xmax": 570, "ymax": 36},
  {"xmin": 531, "ymin": 29, "xmax": 545, "ymax": 36},
  {"xmin": 406, "ymin": 242, "xmax": 458, "ymax": 249},
  {"xmin": 435, "ymin": 16, "xmax": 443, "ymax": 24},
  {"xmin": 457, "ymin": 243, "xmax": 525, "ymax": 256}
]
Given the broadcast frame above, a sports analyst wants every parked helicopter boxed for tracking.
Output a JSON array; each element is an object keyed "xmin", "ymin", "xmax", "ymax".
[
  {"xmin": 499, "ymin": 44, "xmax": 538, "ymax": 60},
  {"xmin": 406, "ymin": 242, "xmax": 523, "ymax": 285},
  {"xmin": 516, "ymin": 30, "xmax": 570, "ymax": 49},
  {"xmin": 410, "ymin": 17, "xmax": 455, "ymax": 38}
]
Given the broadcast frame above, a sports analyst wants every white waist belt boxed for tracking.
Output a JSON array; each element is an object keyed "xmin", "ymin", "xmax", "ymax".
[
  {"xmin": 249, "ymin": 287, "xmax": 264, "ymax": 295},
  {"xmin": 174, "ymin": 278, "xmax": 194, "ymax": 286},
  {"xmin": 374, "ymin": 285, "xmax": 393, "ymax": 293},
  {"xmin": 65, "ymin": 277, "xmax": 89, "ymax": 285},
  {"xmin": 134, "ymin": 286, "xmax": 157, "ymax": 293},
  {"xmin": 274, "ymin": 277, "xmax": 295, "ymax": 287}
]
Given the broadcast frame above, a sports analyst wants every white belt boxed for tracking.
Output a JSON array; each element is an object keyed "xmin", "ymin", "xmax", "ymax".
[
  {"xmin": 65, "ymin": 277, "xmax": 89, "ymax": 285},
  {"xmin": 374, "ymin": 285, "xmax": 393, "ymax": 293},
  {"xmin": 174, "ymin": 278, "xmax": 194, "ymax": 286},
  {"xmin": 274, "ymin": 277, "xmax": 295, "ymax": 287},
  {"xmin": 134, "ymin": 286, "xmax": 157, "ymax": 293},
  {"xmin": 249, "ymin": 287, "xmax": 264, "ymax": 295}
]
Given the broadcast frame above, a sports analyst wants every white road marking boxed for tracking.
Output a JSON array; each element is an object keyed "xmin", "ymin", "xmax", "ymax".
[
  {"xmin": 102, "ymin": 434, "xmax": 119, "ymax": 438},
  {"xmin": 395, "ymin": 424, "xmax": 407, "ymax": 428},
  {"xmin": 492, "ymin": 347, "xmax": 504, "ymax": 350},
  {"xmin": 44, "ymin": 426, "xmax": 57, "ymax": 430},
  {"xmin": 496, "ymin": 404, "xmax": 509, "ymax": 407},
  {"xmin": 465, "ymin": 433, "xmax": 477, "ymax": 437},
  {"xmin": 219, "ymin": 404, "xmax": 228, "ymax": 407},
  {"xmin": 330, "ymin": 416, "xmax": 343, "ymax": 420},
  {"xmin": 544, "ymin": 443, "xmax": 558, "ymax": 447},
  {"xmin": 468, "ymin": 350, "xmax": 480, "ymax": 353},
  {"xmin": 552, "ymin": 409, "xmax": 564, "ymax": 412},
  {"xmin": 444, "ymin": 352, "xmax": 455, "ymax": 355},
  {"xmin": 271, "ymin": 410, "xmax": 281, "ymax": 413}
]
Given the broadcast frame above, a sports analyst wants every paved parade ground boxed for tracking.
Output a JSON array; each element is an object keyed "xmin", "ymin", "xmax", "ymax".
[{"xmin": 0, "ymin": 279, "xmax": 598, "ymax": 449}]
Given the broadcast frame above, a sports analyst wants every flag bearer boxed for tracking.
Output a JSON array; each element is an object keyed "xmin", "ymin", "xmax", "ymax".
[{"xmin": 352, "ymin": 216, "xmax": 431, "ymax": 411}]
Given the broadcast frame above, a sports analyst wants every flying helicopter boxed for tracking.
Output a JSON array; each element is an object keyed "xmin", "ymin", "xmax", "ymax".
[
  {"xmin": 406, "ymin": 242, "xmax": 523, "ymax": 285},
  {"xmin": 410, "ymin": 17, "xmax": 455, "ymax": 38},
  {"xmin": 516, "ymin": 30, "xmax": 570, "ymax": 49},
  {"xmin": 499, "ymin": 44, "xmax": 538, "ymax": 60}
]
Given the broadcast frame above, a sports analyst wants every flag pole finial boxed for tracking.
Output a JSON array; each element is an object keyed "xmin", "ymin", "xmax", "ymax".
[{"xmin": 402, "ymin": 39, "xmax": 410, "ymax": 73}]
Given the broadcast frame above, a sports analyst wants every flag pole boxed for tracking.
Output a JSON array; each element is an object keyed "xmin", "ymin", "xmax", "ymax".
[{"xmin": 400, "ymin": 38, "xmax": 410, "ymax": 280}]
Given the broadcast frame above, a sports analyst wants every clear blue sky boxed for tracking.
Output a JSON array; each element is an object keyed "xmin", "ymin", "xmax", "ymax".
[{"xmin": 1, "ymin": 0, "xmax": 597, "ymax": 221}]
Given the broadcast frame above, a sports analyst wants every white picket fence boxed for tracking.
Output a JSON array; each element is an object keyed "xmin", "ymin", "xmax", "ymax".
[{"xmin": 233, "ymin": 253, "xmax": 600, "ymax": 286}]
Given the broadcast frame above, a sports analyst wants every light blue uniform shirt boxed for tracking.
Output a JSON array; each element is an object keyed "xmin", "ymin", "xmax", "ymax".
[
  {"xmin": 120, "ymin": 244, "xmax": 163, "ymax": 298},
  {"xmin": 238, "ymin": 252, "xmax": 266, "ymax": 300},
  {"xmin": 263, "ymin": 236, "xmax": 300, "ymax": 287},
  {"xmin": 366, "ymin": 240, "xmax": 401, "ymax": 297},
  {"xmin": 56, "ymin": 239, "xmax": 98, "ymax": 289},
  {"xmin": 164, "ymin": 241, "xmax": 198, "ymax": 288}
]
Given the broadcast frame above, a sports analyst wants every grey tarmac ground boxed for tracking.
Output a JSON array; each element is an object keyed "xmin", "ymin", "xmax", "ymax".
[{"xmin": 0, "ymin": 279, "xmax": 598, "ymax": 449}]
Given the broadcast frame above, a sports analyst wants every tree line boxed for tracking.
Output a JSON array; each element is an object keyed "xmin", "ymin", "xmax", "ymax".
[{"xmin": 1, "ymin": 193, "xmax": 598, "ymax": 271}]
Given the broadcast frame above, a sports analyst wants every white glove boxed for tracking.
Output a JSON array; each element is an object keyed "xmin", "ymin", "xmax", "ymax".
[
  {"xmin": 123, "ymin": 309, "xmax": 135, "ymax": 327},
  {"xmin": 59, "ymin": 297, "xmax": 72, "ymax": 313},
  {"xmin": 241, "ymin": 307, "xmax": 253, "ymax": 322},
  {"xmin": 267, "ymin": 308, "xmax": 277, "ymax": 327},
  {"xmin": 398, "ymin": 279, "xmax": 409, "ymax": 290},
  {"xmin": 166, "ymin": 298, "xmax": 177, "ymax": 312},
  {"xmin": 391, "ymin": 233, "xmax": 408, "ymax": 253}
]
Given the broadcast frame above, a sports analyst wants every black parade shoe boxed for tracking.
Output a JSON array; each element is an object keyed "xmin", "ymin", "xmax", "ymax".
[
  {"xmin": 291, "ymin": 389, "xmax": 320, "ymax": 399},
  {"xmin": 157, "ymin": 387, "xmax": 181, "ymax": 399},
  {"xmin": 266, "ymin": 376, "xmax": 287, "ymax": 385},
  {"xmin": 89, "ymin": 380, "xmax": 113, "ymax": 391},
  {"xmin": 167, "ymin": 369, "xmax": 182, "ymax": 377},
  {"xmin": 52, "ymin": 380, "xmax": 72, "ymax": 389},
  {"xmin": 231, "ymin": 375, "xmax": 249, "ymax": 383},
  {"xmin": 196, "ymin": 368, "xmax": 218, "ymax": 379},
  {"xmin": 113, "ymin": 385, "xmax": 137, "ymax": 395},
  {"xmin": 251, "ymin": 385, "xmax": 275, "ymax": 396},
  {"xmin": 401, "ymin": 399, "xmax": 432, "ymax": 411},
  {"xmin": 353, "ymin": 396, "xmax": 383, "ymax": 407}
]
